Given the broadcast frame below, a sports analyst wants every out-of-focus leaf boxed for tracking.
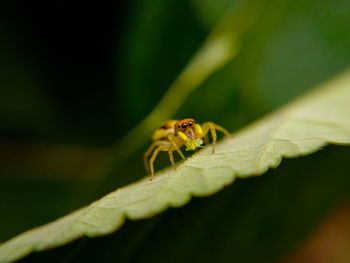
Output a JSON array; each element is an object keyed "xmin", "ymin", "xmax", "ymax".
[
  {"xmin": 0, "ymin": 26, "xmax": 60, "ymax": 137},
  {"xmin": 0, "ymin": 175, "xmax": 79, "ymax": 243},
  {"xmin": 281, "ymin": 204, "xmax": 350, "ymax": 263},
  {"xmin": 111, "ymin": 0, "xmax": 265, "ymax": 165},
  {"xmin": 1, "ymin": 69, "xmax": 350, "ymax": 262},
  {"xmin": 0, "ymin": 142, "xmax": 106, "ymax": 178},
  {"xmin": 191, "ymin": 0, "xmax": 238, "ymax": 28},
  {"xmin": 258, "ymin": 0, "xmax": 350, "ymax": 109}
]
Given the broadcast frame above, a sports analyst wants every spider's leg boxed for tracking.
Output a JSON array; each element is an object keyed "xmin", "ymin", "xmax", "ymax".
[
  {"xmin": 150, "ymin": 147, "xmax": 161, "ymax": 178},
  {"xmin": 203, "ymin": 134, "xmax": 209, "ymax": 145},
  {"xmin": 168, "ymin": 133, "xmax": 185, "ymax": 159},
  {"xmin": 144, "ymin": 143, "xmax": 156, "ymax": 174},
  {"xmin": 209, "ymin": 124, "xmax": 217, "ymax": 153},
  {"xmin": 211, "ymin": 123, "xmax": 231, "ymax": 137},
  {"xmin": 199, "ymin": 123, "xmax": 216, "ymax": 152},
  {"xmin": 201, "ymin": 122, "xmax": 230, "ymax": 153},
  {"xmin": 144, "ymin": 141, "xmax": 169, "ymax": 174},
  {"xmin": 168, "ymin": 150, "xmax": 176, "ymax": 170}
]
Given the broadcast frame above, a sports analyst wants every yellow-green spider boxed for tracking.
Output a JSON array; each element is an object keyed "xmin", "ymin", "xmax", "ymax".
[{"xmin": 144, "ymin": 118, "xmax": 230, "ymax": 178}]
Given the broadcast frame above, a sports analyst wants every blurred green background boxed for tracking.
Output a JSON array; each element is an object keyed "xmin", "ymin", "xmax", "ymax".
[{"xmin": 1, "ymin": 0, "xmax": 350, "ymax": 262}]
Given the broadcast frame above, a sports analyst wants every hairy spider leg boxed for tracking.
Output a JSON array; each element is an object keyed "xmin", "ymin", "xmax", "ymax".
[
  {"xmin": 149, "ymin": 147, "xmax": 161, "ymax": 176},
  {"xmin": 145, "ymin": 135, "xmax": 186, "ymax": 177},
  {"xmin": 198, "ymin": 122, "xmax": 231, "ymax": 153},
  {"xmin": 203, "ymin": 134, "xmax": 209, "ymax": 145},
  {"xmin": 144, "ymin": 141, "xmax": 170, "ymax": 174},
  {"xmin": 168, "ymin": 150, "xmax": 176, "ymax": 170},
  {"xmin": 149, "ymin": 144, "xmax": 183, "ymax": 178}
]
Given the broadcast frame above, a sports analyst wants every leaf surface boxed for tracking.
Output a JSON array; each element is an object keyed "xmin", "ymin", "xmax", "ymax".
[{"xmin": 1, "ymin": 70, "xmax": 350, "ymax": 263}]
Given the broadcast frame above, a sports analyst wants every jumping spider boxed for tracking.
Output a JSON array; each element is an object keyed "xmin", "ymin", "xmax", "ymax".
[{"xmin": 144, "ymin": 118, "xmax": 230, "ymax": 178}]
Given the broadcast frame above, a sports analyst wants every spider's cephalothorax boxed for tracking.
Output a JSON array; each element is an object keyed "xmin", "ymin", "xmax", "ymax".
[{"xmin": 144, "ymin": 118, "xmax": 230, "ymax": 178}]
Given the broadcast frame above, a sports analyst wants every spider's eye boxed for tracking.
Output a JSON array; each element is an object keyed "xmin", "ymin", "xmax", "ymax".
[
  {"xmin": 182, "ymin": 123, "xmax": 187, "ymax": 129},
  {"xmin": 188, "ymin": 122, "xmax": 193, "ymax": 127},
  {"xmin": 177, "ymin": 125, "xmax": 181, "ymax": 128}
]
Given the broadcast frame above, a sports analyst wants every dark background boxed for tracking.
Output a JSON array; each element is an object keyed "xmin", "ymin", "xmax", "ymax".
[
  {"xmin": 1, "ymin": 1, "xmax": 128, "ymax": 144},
  {"xmin": 1, "ymin": 0, "xmax": 350, "ymax": 262}
]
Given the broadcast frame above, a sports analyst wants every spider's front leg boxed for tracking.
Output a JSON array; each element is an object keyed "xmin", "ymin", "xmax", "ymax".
[
  {"xmin": 196, "ymin": 122, "xmax": 230, "ymax": 153},
  {"xmin": 167, "ymin": 133, "xmax": 185, "ymax": 159}
]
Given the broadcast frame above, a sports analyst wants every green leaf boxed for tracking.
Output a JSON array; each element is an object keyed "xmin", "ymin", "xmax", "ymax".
[{"xmin": 1, "ymin": 70, "xmax": 350, "ymax": 263}]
